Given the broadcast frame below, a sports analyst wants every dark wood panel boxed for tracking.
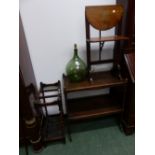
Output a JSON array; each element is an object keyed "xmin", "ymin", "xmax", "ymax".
[
  {"xmin": 91, "ymin": 59, "xmax": 114, "ymax": 65},
  {"xmin": 122, "ymin": 51, "xmax": 135, "ymax": 135},
  {"xmin": 19, "ymin": 13, "xmax": 42, "ymax": 151},
  {"xmin": 124, "ymin": 52, "xmax": 135, "ymax": 83},
  {"xmin": 116, "ymin": 0, "xmax": 135, "ymax": 49},
  {"xmin": 19, "ymin": 14, "xmax": 37, "ymax": 89},
  {"xmin": 67, "ymin": 95, "xmax": 123, "ymax": 120}
]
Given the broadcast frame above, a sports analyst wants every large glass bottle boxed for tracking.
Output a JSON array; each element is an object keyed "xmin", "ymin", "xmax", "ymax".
[{"xmin": 66, "ymin": 44, "xmax": 87, "ymax": 82}]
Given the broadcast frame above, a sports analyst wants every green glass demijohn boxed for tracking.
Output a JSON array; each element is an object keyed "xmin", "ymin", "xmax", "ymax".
[{"xmin": 66, "ymin": 44, "xmax": 87, "ymax": 82}]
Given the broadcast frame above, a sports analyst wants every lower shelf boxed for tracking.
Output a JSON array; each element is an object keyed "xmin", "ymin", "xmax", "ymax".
[
  {"xmin": 41, "ymin": 115, "xmax": 65, "ymax": 142},
  {"xmin": 68, "ymin": 95, "xmax": 123, "ymax": 121}
]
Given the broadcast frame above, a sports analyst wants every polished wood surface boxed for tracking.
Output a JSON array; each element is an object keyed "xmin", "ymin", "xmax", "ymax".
[
  {"xmin": 63, "ymin": 72, "xmax": 128, "ymax": 93},
  {"xmin": 85, "ymin": 5, "xmax": 123, "ymax": 30},
  {"xmin": 87, "ymin": 35, "xmax": 128, "ymax": 43}
]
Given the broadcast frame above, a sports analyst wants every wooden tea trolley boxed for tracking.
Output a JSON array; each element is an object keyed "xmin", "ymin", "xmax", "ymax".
[{"xmin": 63, "ymin": 4, "xmax": 130, "ymax": 141}]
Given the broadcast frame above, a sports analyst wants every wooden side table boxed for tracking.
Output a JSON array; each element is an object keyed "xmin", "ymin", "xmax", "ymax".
[{"xmin": 63, "ymin": 71, "xmax": 128, "ymax": 141}]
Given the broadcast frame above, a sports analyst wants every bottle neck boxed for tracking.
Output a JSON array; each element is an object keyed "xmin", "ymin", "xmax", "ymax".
[
  {"xmin": 73, "ymin": 46, "xmax": 79, "ymax": 59},
  {"xmin": 74, "ymin": 49, "xmax": 78, "ymax": 57},
  {"xmin": 73, "ymin": 44, "xmax": 78, "ymax": 58}
]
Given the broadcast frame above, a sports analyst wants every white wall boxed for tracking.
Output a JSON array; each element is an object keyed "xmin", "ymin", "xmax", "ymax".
[
  {"xmin": 20, "ymin": 0, "xmax": 116, "ymax": 88},
  {"xmin": 20, "ymin": 0, "xmax": 116, "ymax": 113}
]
